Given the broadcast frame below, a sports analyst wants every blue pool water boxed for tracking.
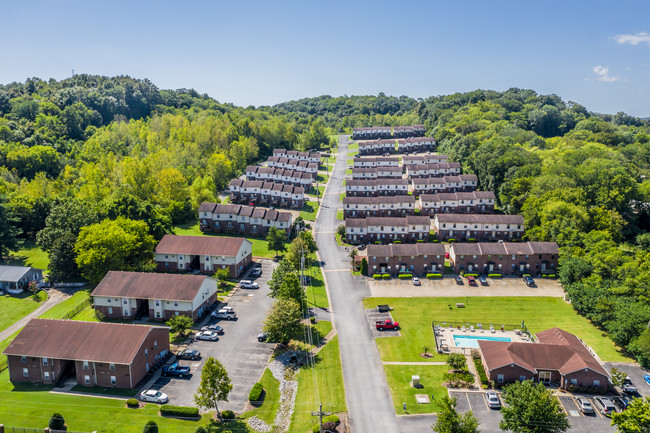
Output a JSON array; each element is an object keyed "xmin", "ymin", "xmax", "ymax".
[{"xmin": 452, "ymin": 334, "xmax": 512, "ymax": 348}]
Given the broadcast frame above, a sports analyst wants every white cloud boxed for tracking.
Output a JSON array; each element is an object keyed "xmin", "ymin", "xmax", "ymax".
[
  {"xmin": 592, "ymin": 65, "xmax": 619, "ymax": 82},
  {"xmin": 613, "ymin": 32, "xmax": 650, "ymax": 45}
]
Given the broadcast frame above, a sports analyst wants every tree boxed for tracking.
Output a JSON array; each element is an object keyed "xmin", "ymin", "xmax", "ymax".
[
  {"xmin": 214, "ymin": 268, "xmax": 230, "ymax": 288},
  {"xmin": 285, "ymin": 237, "xmax": 310, "ymax": 269},
  {"xmin": 166, "ymin": 315, "xmax": 194, "ymax": 337},
  {"xmin": 272, "ymin": 272, "xmax": 305, "ymax": 308},
  {"xmin": 107, "ymin": 194, "xmax": 173, "ymax": 241},
  {"xmin": 49, "ymin": 412, "xmax": 65, "ymax": 430},
  {"xmin": 360, "ymin": 257, "xmax": 368, "ymax": 276},
  {"xmin": 266, "ymin": 226, "xmax": 286, "ymax": 258},
  {"xmin": 609, "ymin": 367, "xmax": 627, "ymax": 388},
  {"xmin": 611, "ymin": 396, "xmax": 650, "ymax": 433},
  {"xmin": 194, "ymin": 356, "xmax": 233, "ymax": 418},
  {"xmin": 432, "ymin": 396, "xmax": 480, "ymax": 433},
  {"xmin": 0, "ymin": 196, "xmax": 20, "ymax": 260},
  {"xmin": 263, "ymin": 298, "xmax": 302, "ymax": 343},
  {"xmin": 268, "ymin": 259, "xmax": 296, "ymax": 296},
  {"xmin": 348, "ymin": 248, "xmax": 358, "ymax": 266},
  {"xmin": 336, "ymin": 224, "xmax": 346, "ymax": 238},
  {"xmin": 446, "ymin": 353, "xmax": 467, "ymax": 371},
  {"xmin": 74, "ymin": 217, "xmax": 156, "ymax": 284},
  {"xmin": 298, "ymin": 230, "xmax": 318, "ymax": 254},
  {"xmin": 629, "ymin": 328, "xmax": 650, "ymax": 368},
  {"xmin": 499, "ymin": 380, "xmax": 569, "ymax": 433},
  {"xmin": 142, "ymin": 420, "xmax": 158, "ymax": 433}
]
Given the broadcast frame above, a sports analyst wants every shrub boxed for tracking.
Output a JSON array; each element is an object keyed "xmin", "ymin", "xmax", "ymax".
[
  {"xmin": 522, "ymin": 273, "xmax": 531, "ymax": 277},
  {"xmin": 143, "ymin": 421, "xmax": 158, "ymax": 433},
  {"xmin": 249, "ymin": 382, "xmax": 264, "ymax": 401},
  {"xmin": 398, "ymin": 274, "xmax": 412, "ymax": 279},
  {"xmin": 467, "ymin": 238, "xmax": 476, "ymax": 243},
  {"xmin": 431, "ymin": 239, "xmax": 439, "ymax": 243},
  {"xmin": 221, "ymin": 409, "xmax": 235, "ymax": 419},
  {"xmin": 416, "ymin": 239, "xmax": 424, "ymax": 243},
  {"xmin": 160, "ymin": 405, "xmax": 200, "ymax": 418},
  {"xmin": 448, "ymin": 238, "xmax": 456, "ymax": 243},
  {"xmin": 547, "ymin": 274, "xmax": 556, "ymax": 278},
  {"xmin": 126, "ymin": 398, "xmax": 139, "ymax": 408},
  {"xmin": 324, "ymin": 415, "xmax": 340, "ymax": 423},
  {"xmin": 393, "ymin": 240, "xmax": 402, "ymax": 244},
  {"xmin": 313, "ymin": 421, "xmax": 339, "ymax": 433},
  {"xmin": 381, "ymin": 274, "xmax": 390, "ymax": 279},
  {"xmin": 32, "ymin": 290, "xmax": 47, "ymax": 302},
  {"xmin": 373, "ymin": 274, "xmax": 382, "ymax": 280},
  {"xmin": 488, "ymin": 274, "xmax": 502, "ymax": 278},
  {"xmin": 374, "ymin": 241, "xmax": 381, "ymax": 244},
  {"xmin": 360, "ymin": 258, "xmax": 368, "ymax": 276},
  {"xmin": 464, "ymin": 273, "xmax": 478, "ymax": 277},
  {"xmin": 49, "ymin": 413, "xmax": 65, "ymax": 430},
  {"xmin": 473, "ymin": 357, "xmax": 489, "ymax": 388},
  {"xmin": 426, "ymin": 273, "xmax": 442, "ymax": 279},
  {"xmin": 195, "ymin": 428, "xmax": 208, "ymax": 433},
  {"xmin": 309, "ymin": 316, "xmax": 316, "ymax": 324}
]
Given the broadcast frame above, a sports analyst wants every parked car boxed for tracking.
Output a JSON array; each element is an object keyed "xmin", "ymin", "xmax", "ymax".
[
  {"xmin": 445, "ymin": 252, "xmax": 450, "ymax": 259},
  {"xmin": 195, "ymin": 330, "xmax": 219, "ymax": 341},
  {"xmin": 576, "ymin": 397, "xmax": 593, "ymax": 414},
  {"xmin": 622, "ymin": 382, "xmax": 638, "ymax": 394},
  {"xmin": 257, "ymin": 332, "xmax": 268, "ymax": 342},
  {"xmin": 177, "ymin": 349, "xmax": 201, "ymax": 360},
  {"xmin": 377, "ymin": 304, "xmax": 390, "ymax": 313},
  {"xmin": 412, "ymin": 277, "xmax": 421, "ymax": 286},
  {"xmin": 485, "ymin": 391, "xmax": 501, "ymax": 409},
  {"xmin": 467, "ymin": 276, "xmax": 476, "ymax": 286},
  {"xmin": 612, "ymin": 396, "xmax": 629, "ymax": 411},
  {"xmin": 523, "ymin": 275, "xmax": 535, "ymax": 287},
  {"xmin": 251, "ymin": 267, "xmax": 262, "ymax": 277},
  {"xmin": 455, "ymin": 276, "xmax": 463, "ymax": 285},
  {"xmin": 161, "ymin": 363, "xmax": 191, "ymax": 378},
  {"xmin": 240, "ymin": 280, "xmax": 259, "ymax": 289},
  {"xmin": 644, "ymin": 375, "xmax": 650, "ymax": 386},
  {"xmin": 212, "ymin": 308, "xmax": 237, "ymax": 320},
  {"xmin": 139, "ymin": 389, "xmax": 169, "ymax": 404},
  {"xmin": 201, "ymin": 324, "xmax": 224, "ymax": 334},
  {"xmin": 249, "ymin": 201, "xmax": 255, "ymax": 206},
  {"xmin": 479, "ymin": 276, "xmax": 488, "ymax": 286},
  {"xmin": 593, "ymin": 397, "xmax": 616, "ymax": 416},
  {"xmin": 376, "ymin": 319, "xmax": 399, "ymax": 331}
]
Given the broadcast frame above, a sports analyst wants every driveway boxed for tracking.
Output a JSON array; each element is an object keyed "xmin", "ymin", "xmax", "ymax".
[
  {"xmin": 147, "ymin": 259, "xmax": 277, "ymax": 412},
  {"xmin": 605, "ymin": 362, "xmax": 650, "ymax": 398},
  {"xmin": 368, "ymin": 276, "xmax": 565, "ymax": 298}
]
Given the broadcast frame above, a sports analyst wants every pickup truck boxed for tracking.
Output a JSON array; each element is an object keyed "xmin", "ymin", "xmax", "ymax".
[
  {"xmin": 161, "ymin": 363, "xmax": 191, "ymax": 378},
  {"xmin": 376, "ymin": 319, "xmax": 399, "ymax": 331}
]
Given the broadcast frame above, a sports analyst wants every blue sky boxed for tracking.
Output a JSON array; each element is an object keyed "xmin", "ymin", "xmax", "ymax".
[{"xmin": 1, "ymin": 0, "xmax": 649, "ymax": 116}]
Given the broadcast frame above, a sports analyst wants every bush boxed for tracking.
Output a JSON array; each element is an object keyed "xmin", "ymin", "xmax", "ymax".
[
  {"xmin": 464, "ymin": 273, "xmax": 478, "ymax": 277},
  {"xmin": 416, "ymin": 239, "xmax": 424, "ymax": 243},
  {"xmin": 547, "ymin": 274, "xmax": 556, "ymax": 278},
  {"xmin": 381, "ymin": 274, "xmax": 390, "ymax": 279},
  {"xmin": 195, "ymin": 428, "xmax": 208, "ymax": 433},
  {"xmin": 467, "ymin": 238, "xmax": 476, "ymax": 243},
  {"xmin": 522, "ymin": 273, "xmax": 531, "ymax": 277},
  {"xmin": 49, "ymin": 413, "xmax": 65, "ymax": 430},
  {"xmin": 374, "ymin": 241, "xmax": 381, "ymax": 244},
  {"xmin": 309, "ymin": 316, "xmax": 316, "ymax": 324},
  {"xmin": 426, "ymin": 273, "xmax": 442, "ymax": 279},
  {"xmin": 398, "ymin": 274, "xmax": 412, "ymax": 279},
  {"xmin": 126, "ymin": 398, "xmax": 139, "ymax": 408},
  {"xmin": 249, "ymin": 382, "xmax": 264, "ymax": 401},
  {"xmin": 32, "ymin": 290, "xmax": 47, "ymax": 302},
  {"xmin": 473, "ymin": 357, "xmax": 489, "ymax": 388},
  {"xmin": 324, "ymin": 415, "xmax": 340, "ymax": 423},
  {"xmin": 143, "ymin": 421, "xmax": 158, "ymax": 433},
  {"xmin": 221, "ymin": 409, "xmax": 235, "ymax": 419},
  {"xmin": 313, "ymin": 420, "xmax": 339, "ymax": 433},
  {"xmin": 431, "ymin": 239, "xmax": 439, "ymax": 243},
  {"xmin": 373, "ymin": 274, "xmax": 382, "ymax": 280},
  {"xmin": 160, "ymin": 405, "xmax": 200, "ymax": 418},
  {"xmin": 393, "ymin": 240, "xmax": 402, "ymax": 244},
  {"xmin": 488, "ymin": 273, "xmax": 502, "ymax": 278},
  {"xmin": 448, "ymin": 238, "xmax": 456, "ymax": 243}
]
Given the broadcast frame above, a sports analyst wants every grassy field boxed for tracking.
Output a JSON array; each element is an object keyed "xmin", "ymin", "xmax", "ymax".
[
  {"xmin": 300, "ymin": 201, "xmax": 319, "ymax": 221},
  {"xmin": 336, "ymin": 210, "xmax": 343, "ymax": 220},
  {"xmin": 339, "ymin": 193, "xmax": 345, "ymax": 202},
  {"xmin": 344, "ymin": 168, "xmax": 352, "ymax": 175},
  {"xmin": 316, "ymin": 172, "xmax": 329, "ymax": 184},
  {"xmin": 305, "ymin": 260, "xmax": 329, "ymax": 309},
  {"xmin": 39, "ymin": 290, "xmax": 91, "ymax": 320},
  {"xmin": 362, "ymin": 297, "xmax": 633, "ymax": 363},
  {"xmin": 347, "ymin": 142, "xmax": 358, "ymax": 150},
  {"xmin": 7, "ymin": 240, "xmax": 50, "ymax": 272},
  {"xmin": 384, "ymin": 364, "xmax": 449, "ymax": 414},
  {"xmin": 289, "ymin": 335, "xmax": 346, "ymax": 433},
  {"xmin": 0, "ymin": 292, "xmax": 41, "ymax": 333},
  {"xmin": 174, "ymin": 222, "xmax": 275, "ymax": 258},
  {"xmin": 346, "ymin": 158, "xmax": 354, "ymax": 165},
  {"xmin": 0, "ymin": 371, "xmax": 214, "ymax": 432},
  {"xmin": 242, "ymin": 368, "xmax": 281, "ymax": 425}
]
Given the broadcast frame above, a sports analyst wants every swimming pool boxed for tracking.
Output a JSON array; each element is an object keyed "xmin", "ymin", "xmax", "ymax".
[{"xmin": 452, "ymin": 334, "xmax": 512, "ymax": 348}]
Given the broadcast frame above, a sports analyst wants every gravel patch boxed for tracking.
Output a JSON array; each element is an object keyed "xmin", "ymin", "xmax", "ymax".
[
  {"xmin": 268, "ymin": 350, "xmax": 306, "ymax": 432},
  {"xmin": 248, "ymin": 416, "xmax": 271, "ymax": 432}
]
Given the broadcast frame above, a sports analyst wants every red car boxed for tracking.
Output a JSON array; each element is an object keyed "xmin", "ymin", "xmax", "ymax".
[
  {"xmin": 445, "ymin": 252, "xmax": 450, "ymax": 259},
  {"xmin": 467, "ymin": 276, "xmax": 477, "ymax": 286}
]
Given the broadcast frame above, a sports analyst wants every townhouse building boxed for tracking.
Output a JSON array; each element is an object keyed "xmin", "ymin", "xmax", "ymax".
[
  {"xmin": 345, "ymin": 179, "xmax": 409, "ymax": 197},
  {"xmin": 155, "ymin": 235, "xmax": 252, "ymax": 278},
  {"xmin": 366, "ymin": 243, "xmax": 447, "ymax": 276},
  {"xmin": 449, "ymin": 241, "xmax": 558, "ymax": 275},
  {"xmin": 412, "ymin": 175, "xmax": 478, "ymax": 196},
  {"xmin": 433, "ymin": 214, "xmax": 525, "ymax": 242},
  {"xmin": 198, "ymin": 203, "xmax": 292, "ymax": 236},
  {"xmin": 352, "ymin": 126, "xmax": 393, "ymax": 140},
  {"xmin": 345, "ymin": 216, "xmax": 431, "ymax": 244},
  {"xmin": 4, "ymin": 319, "xmax": 169, "ymax": 389},
  {"xmin": 228, "ymin": 179, "xmax": 305, "ymax": 209},
  {"xmin": 272, "ymin": 149, "xmax": 321, "ymax": 163},
  {"xmin": 351, "ymin": 166, "xmax": 403, "ymax": 180},
  {"xmin": 397, "ymin": 137, "xmax": 436, "ymax": 153},
  {"xmin": 266, "ymin": 157, "xmax": 319, "ymax": 175},
  {"xmin": 405, "ymin": 162, "xmax": 461, "ymax": 178},
  {"xmin": 343, "ymin": 196, "xmax": 416, "ymax": 218},
  {"xmin": 402, "ymin": 154, "xmax": 449, "ymax": 165},
  {"xmin": 357, "ymin": 139, "xmax": 397, "ymax": 155},
  {"xmin": 419, "ymin": 191, "xmax": 496, "ymax": 215},
  {"xmin": 352, "ymin": 156, "xmax": 400, "ymax": 168},
  {"xmin": 245, "ymin": 166, "xmax": 314, "ymax": 187}
]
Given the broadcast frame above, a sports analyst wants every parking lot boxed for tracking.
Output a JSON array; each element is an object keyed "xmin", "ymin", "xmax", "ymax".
[
  {"xmin": 144, "ymin": 259, "xmax": 278, "ymax": 412},
  {"xmin": 449, "ymin": 390, "xmax": 617, "ymax": 433},
  {"xmin": 364, "ymin": 308, "xmax": 401, "ymax": 337}
]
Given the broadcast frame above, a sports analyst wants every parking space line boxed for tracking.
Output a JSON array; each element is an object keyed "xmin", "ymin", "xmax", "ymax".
[
  {"xmin": 465, "ymin": 392, "xmax": 472, "ymax": 412},
  {"xmin": 483, "ymin": 393, "xmax": 489, "ymax": 411}
]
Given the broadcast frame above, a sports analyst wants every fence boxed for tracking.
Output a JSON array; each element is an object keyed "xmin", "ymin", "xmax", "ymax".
[
  {"xmin": 431, "ymin": 319, "xmax": 536, "ymax": 353},
  {"xmin": 0, "ymin": 358, "xmax": 7, "ymax": 373},
  {"xmin": 62, "ymin": 298, "xmax": 92, "ymax": 320},
  {"xmin": 2, "ymin": 427, "xmax": 89, "ymax": 433}
]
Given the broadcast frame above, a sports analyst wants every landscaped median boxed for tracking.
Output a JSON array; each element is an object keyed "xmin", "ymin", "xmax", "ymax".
[{"xmin": 174, "ymin": 222, "xmax": 276, "ymax": 258}]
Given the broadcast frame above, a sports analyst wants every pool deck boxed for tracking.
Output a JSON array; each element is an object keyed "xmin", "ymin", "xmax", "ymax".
[{"xmin": 435, "ymin": 325, "xmax": 533, "ymax": 353}]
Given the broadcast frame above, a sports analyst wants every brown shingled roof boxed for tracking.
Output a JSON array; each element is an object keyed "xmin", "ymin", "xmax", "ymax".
[
  {"xmin": 198, "ymin": 202, "xmax": 218, "ymax": 213},
  {"xmin": 435, "ymin": 214, "xmax": 524, "ymax": 224},
  {"xmin": 3, "ymin": 319, "xmax": 163, "ymax": 364},
  {"xmin": 156, "ymin": 235, "xmax": 248, "ymax": 257},
  {"xmin": 92, "ymin": 271, "xmax": 208, "ymax": 302}
]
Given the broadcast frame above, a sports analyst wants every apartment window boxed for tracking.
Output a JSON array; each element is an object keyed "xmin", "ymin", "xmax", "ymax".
[
  {"xmin": 108, "ymin": 307, "xmax": 113, "ymax": 314},
  {"xmin": 174, "ymin": 302, "xmax": 178, "ymax": 307},
  {"xmin": 154, "ymin": 341, "xmax": 157, "ymax": 349},
  {"xmin": 23, "ymin": 368, "xmax": 29, "ymax": 377},
  {"xmin": 460, "ymin": 255, "xmax": 465, "ymax": 260},
  {"xmin": 107, "ymin": 298, "xmax": 111, "ymax": 303},
  {"xmin": 84, "ymin": 375, "xmax": 91, "ymax": 384},
  {"xmin": 111, "ymin": 376, "xmax": 117, "ymax": 385},
  {"xmin": 175, "ymin": 311, "xmax": 179, "ymax": 316},
  {"xmin": 21, "ymin": 356, "xmax": 26, "ymax": 363},
  {"xmin": 42, "ymin": 358, "xmax": 48, "ymax": 367},
  {"xmin": 123, "ymin": 299, "xmax": 128, "ymax": 305},
  {"xmin": 512, "ymin": 255, "xmax": 516, "ymax": 260},
  {"xmin": 497, "ymin": 374, "xmax": 504, "ymax": 384},
  {"xmin": 206, "ymin": 257, "xmax": 210, "ymax": 262},
  {"xmin": 44, "ymin": 371, "xmax": 50, "ymax": 381},
  {"xmin": 165, "ymin": 262, "xmax": 169, "ymax": 268},
  {"xmin": 165, "ymin": 255, "xmax": 168, "ymax": 259},
  {"xmin": 155, "ymin": 300, "xmax": 160, "ymax": 307},
  {"xmin": 156, "ymin": 312, "xmax": 161, "ymax": 318},
  {"xmin": 570, "ymin": 379, "xmax": 578, "ymax": 385},
  {"xmin": 83, "ymin": 361, "xmax": 89, "ymax": 370},
  {"xmin": 519, "ymin": 376, "xmax": 526, "ymax": 381},
  {"xmin": 593, "ymin": 380, "xmax": 600, "ymax": 387},
  {"xmin": 179, "ymin": 255, "xmax": 183, "ymax": 260}
]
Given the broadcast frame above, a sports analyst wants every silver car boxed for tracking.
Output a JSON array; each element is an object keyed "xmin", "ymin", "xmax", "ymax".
[
  {"xmin": 485, "ymin": 391, "xmax": 501, "ymax": 408},
  {"xmin": 139, "ymin": 389, "xmax": 169, "ymax": 404},
  {"xmin": 195, "ymin": 330, "xmax": 219, "ymax": 341},
  {"xmin": 576, "ymin": 397, "xmax": 593, "ymax": 414}
]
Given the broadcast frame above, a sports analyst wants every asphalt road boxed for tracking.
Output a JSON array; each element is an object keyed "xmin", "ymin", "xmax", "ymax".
[
  {"xmin": 149, "ymin": 259, "xmax": 277, "ymax": 412},
  {"xmin": 315, "ymin": 135, "xmax": 402, "ymax": 433}
]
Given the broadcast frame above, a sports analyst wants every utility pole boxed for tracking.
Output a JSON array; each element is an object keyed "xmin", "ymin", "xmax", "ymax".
[{"xmin": 311, "ymin": 402, "xmax": 331, "ymax": 433}]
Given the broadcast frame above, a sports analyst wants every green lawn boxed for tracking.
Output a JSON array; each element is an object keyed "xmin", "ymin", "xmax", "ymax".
[
  {"xmin": 384, "ymin": 364, "xmax": 449, "ymax": 414},
  {"xmin": 0, "ymin": 292, "xmax": 41, "ymax": 333},
  {"xmin": 335, "ymin": 234, "xmax": 352, "ymax": 247},
  {"xmin": 339, "ymin": 193, "xmax": 345, "ymax": 202},
  {"xmin": 72, "ymin": 304, "xmax": 100, "ymax": 322},
  {"xmin": 299, "ymin": 201, "xmax": 319, "ymax": 221},
  {"xmin": 174, "ymin": 222, "xmax": 275, "ymax": 258},
  {"xmin": 289, "ymin": 336, "xmax": 346, "ymax": 433},
  {"xmin": 336, "ymin": 210, "xmax": 343, "ymax": 220},
  {"xmin": 345, "ymin": 168, "xmax": 352, "ymax": 175},
  {"xmin": 305, "ymin": 259, "xmax": 328, "ymax": 309},
  {"xmin": 242, "ymin": 368, "xmax": 281, "ymax": 425},
  {"xmin": 348, "ymin": 142, "xmax": 358, "ymax": 150},
  {"xmin": 8, "ymin": 240, "xmax": 50, "ymax": 272},
  {"xmin": 0, "ymin": 371, "xmax": 213, "ymax": 432},
  {"xmin": 347, "ymin": 158, "xmax": 354, "ymax": 165},
  {"xmin": 39, "ymin": 290, "xmax": 91, "ymax": 320},
  {"xmin": 362, "ymin": 297, "xmax": 633, "ymax": 363},
  {"xmin": 316, "ymin": 172, "xmax": 329, "ymax": 184}
]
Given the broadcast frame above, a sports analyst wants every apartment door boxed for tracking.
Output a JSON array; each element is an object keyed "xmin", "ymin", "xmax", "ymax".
[{"xmin": 539, "ymin": 371, "xmax": 552, "ymax": 385}]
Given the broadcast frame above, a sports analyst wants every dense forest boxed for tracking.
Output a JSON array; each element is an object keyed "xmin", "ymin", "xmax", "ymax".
[{"xmin": 0, "ymin": 76, "xmax": 649, "ymax": 366}]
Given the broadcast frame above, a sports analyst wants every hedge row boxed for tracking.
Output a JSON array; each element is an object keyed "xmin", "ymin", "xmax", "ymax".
[
  {"xmin": 249, "ymin": 382, "xmax": 263, "ymax": 401},
  {"xmin": 312, "ymin": 415, "xmax": 340, "ymax": 432},
  {"xmin": 541, "ymin": 274, "xmax": 556, "ymax": 278},
  {"xmin": 382, "ymin": 274, "xmax": 390, "ymax": 279},
  {"xmin": 473, "ymin": 357, "xmax": 490, "ymax": 389},
  {"xmin": 126, "ymin": 398, "xmax": 139, "ymax": 408},
  {"xmin": 488, "ymin": 274, "xmax": 502, "ymax": 278},
  {"xmin": 398, "ymin": 274, "xmax": 413, "ymax": 279},
  {"xmin": 160, "ymin": 405, "xmax": 199, "ymax": 417},
  {"xmin": 373, "ymin": 274, "xmax": 382, "ymax": 279},
  {"xmin": 464, "ymin": 273, "xmax": 479, "ymax": 277},
  {"xmin": 426, "ymin": 273, "xmax": 443, "ymax": 279}
]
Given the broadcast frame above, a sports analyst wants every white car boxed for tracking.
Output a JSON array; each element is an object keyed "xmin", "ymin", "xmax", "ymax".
[
  {"xmin": 212, "ymin": 308, "xmax": 237, "ymax": 320},
  {"xmin": 195, "ymin": 330, "xmax": 219, "ymax": 341},
  {"xmin": 139, "ymin": 389, "xmax": 169, "ymax": 404},
  {"xmin": 240, "ymin": 280, "xmax": 259, "ymax": 289},
  {"xmin": 412, "ymin": 277, "xmax": 421, "ymax": 286},
  {"xmin": 485, "ymin": 391, "xmax": 501, "ymax": 408}
]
